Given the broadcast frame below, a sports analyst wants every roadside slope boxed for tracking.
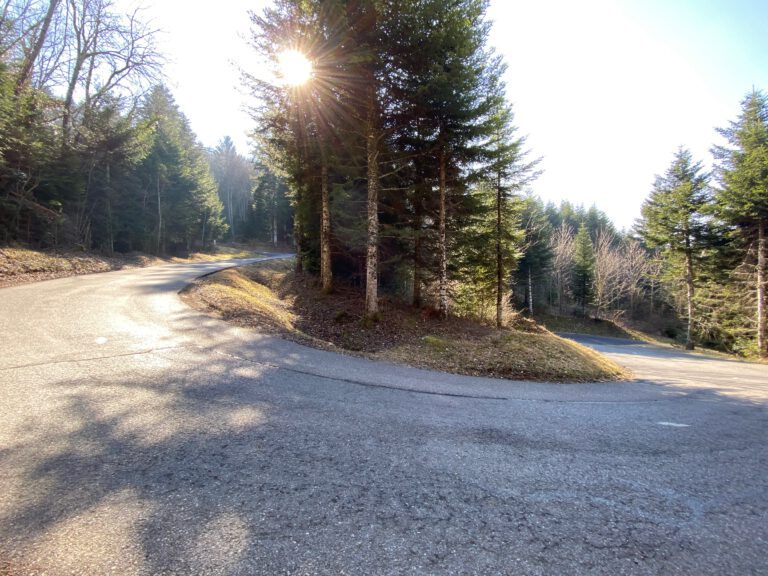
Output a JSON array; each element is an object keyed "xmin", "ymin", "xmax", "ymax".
[{"xmin": 182, "ymin": 261, "xmax": 629, "ymax": 383}]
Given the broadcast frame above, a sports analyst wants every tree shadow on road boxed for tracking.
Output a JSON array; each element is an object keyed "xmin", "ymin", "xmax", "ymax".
[{"xmin": 2, "ymin": 343, "xmax": 768, "ymax": 575}]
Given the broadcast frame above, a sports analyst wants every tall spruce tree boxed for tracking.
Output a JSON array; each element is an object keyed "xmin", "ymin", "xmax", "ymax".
[
  {"xmin": 713, "ymin": 90, "xmax": 768, "ymax": 357},
  {"xmin": 639, "ymin": 147, "xmax": 710, "ymax": 349},
  {"xmin": 485, "ymin": 103, "xmax": 538, "ymax": 327},
  {"xmin": 393, "ymin": 0, "xmax": 502, "ymax": 317},
  {"xmin": 247, "ymin": 0, "xmax": 543, "ymax": 325}
]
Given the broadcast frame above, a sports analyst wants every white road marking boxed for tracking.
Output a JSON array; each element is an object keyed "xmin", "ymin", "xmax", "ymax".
[{"xmin": 657, "ymin": 421, "xmax": 690, "ymax": 427}]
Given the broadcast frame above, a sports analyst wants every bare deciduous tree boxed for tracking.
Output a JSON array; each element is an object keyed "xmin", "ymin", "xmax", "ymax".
[
  {"xmin": 593, "ymin": 230, "xmax": 623, "ymax": 317},
  {"xmin": 550, "ymin": 222, "xmax": 574, "ymax": 313},
  {"xmin": 593, "ymin": 231, "xmax": 652, "ymax": 319},
  {"xmin": 61, "ymin": 0, "xmax": 162, "ymax": 140}
]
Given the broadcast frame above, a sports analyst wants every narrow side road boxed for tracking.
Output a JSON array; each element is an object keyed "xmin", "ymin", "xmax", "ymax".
[{"xmin": 1, "ymin": 257, "xmax": 767, "ymax": 575}]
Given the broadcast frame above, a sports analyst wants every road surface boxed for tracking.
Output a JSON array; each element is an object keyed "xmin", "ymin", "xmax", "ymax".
[{"xmin": 1, "ymin": 257, "xmax": 767, "ymax": 575}]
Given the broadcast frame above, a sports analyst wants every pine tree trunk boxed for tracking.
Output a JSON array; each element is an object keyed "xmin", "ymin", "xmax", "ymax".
[
  {"xmin": 757, "ymin": 217, "xmax": 766, "ymax": 357},
  {"xmin": 320, "ymin": 159, "xmax": 332, "ymax": 294},
  {"xmin": 495, "ymin": 174, "xmax": 503, "ymax": 328},
  {"xmin": 364, "ymin": 85, "xmax": 379, "ymax": 320},
  {"xmin": 438, "ymin": 148, "xmax": 448, "ymax": 318},
  {"xmin": 294, "ymin": 184, "xmax": 303, "ymax": 272},
  {"xmin": 294, "ymin": 220, "xmax": 303, "ymax": 272},
  {"xmin": 684, "ymin": 247, "xmax": 695, "ymax": 350},
  {"xmin": 156, "ymin": 172, "xmax": 162, "ymax": 255},
  {"xmin": 528, "ymin": 267, "xmax": 534, "ymax": 317},
  {"xmin": 412, "ymin": 202, "xmax": 422, "ymax": 308},
  {"xmin": 201, "ymin": 210, "xmax": 207, "ymax": 249},
  {"xmin": 228, "ymin": 185, "xmax": 235, "ymax": 240},
  {"xmin": 272, "ymin": 201, "xmax": 278, "ymax": 246},
  {"xmin": 106, "ymin": 163, "xmax": 113, "ymax": 255}
]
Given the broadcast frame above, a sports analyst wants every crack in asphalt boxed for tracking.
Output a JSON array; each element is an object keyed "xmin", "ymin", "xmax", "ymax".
[
  {"xmin": 209, "ymin": 349, "xmax": 693, "ymax": 405},
  {"xmin": 2, "ymin": 343, "xmax": 692, "ymax": 405},
  {"xmin": 209, "ymin": 349, "xmax": 511, "ymax": 401},
  {"xmin": 0, "ymin": 345, "xmax": 190, "ymax": 372}
]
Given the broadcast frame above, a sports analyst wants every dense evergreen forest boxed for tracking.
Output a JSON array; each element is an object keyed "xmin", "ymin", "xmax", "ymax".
[
  {"xmin": 1, "ymin": 0, "xmax": 765, "ymax": 358},
  {"xmin": 0, "ymin": 0, "xmax": 291, "ymax": 253}
]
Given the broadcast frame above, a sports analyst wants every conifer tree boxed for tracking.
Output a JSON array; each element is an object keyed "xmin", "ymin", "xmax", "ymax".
[
  {"xmin": 639, "ymin": 147, "xmax": 710, "ymax": 349},
  {"xmin": 713, "ymin": 90, "xmax": 768, "ymax": 357},
  {"xmin": 393, "ymin": 0, "xmax": 503, "ymax": 317},
  {"xmin": 137, "ymin": 86, "xmax": 225, "ymax": 254},
  {"xmin": 210, "ymin": 136, "xmax": 253, "ymax": 241},
  {"xmin": 486, "ymin": 103, "xmax": 538, "ymax": 327}
]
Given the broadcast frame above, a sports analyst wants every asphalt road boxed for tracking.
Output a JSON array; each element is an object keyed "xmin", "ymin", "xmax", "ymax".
[{"xmin": 1, "ymin": 257, "xmax": 767, "ymax": 575}]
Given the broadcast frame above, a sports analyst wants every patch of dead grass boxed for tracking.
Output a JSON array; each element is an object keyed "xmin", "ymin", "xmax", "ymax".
[
  {"xmin": 184, "ymin": 261, "xmax": 630, "ymax": 382},
  {"xmin": 182, "ymin": 267, "xmax": 295, "ymax": 333}
]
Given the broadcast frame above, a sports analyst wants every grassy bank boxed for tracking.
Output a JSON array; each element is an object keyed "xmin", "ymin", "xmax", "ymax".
[{"xmin": 183, "ymin": 260, "xmax": 629, "ymax": 383}]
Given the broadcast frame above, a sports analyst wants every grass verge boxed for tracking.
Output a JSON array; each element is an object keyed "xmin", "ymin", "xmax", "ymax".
[{"xmin": 183, "ymin": 261, "xmax": 629, "ymax": 383}]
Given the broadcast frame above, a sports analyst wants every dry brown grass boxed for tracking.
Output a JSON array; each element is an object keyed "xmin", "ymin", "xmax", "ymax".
[
  {"xmin": 381, "ymin": 331, "xmax": 627, "ymax": 382},
  {"xmin": 0, "ymin": 247, "xmax": 160, "ymax": 287},
  {"xmin": 184, "ymin": 261, "xmax": 630, "ymax": 383},
  {"xmin": 181, "ymin": 267, "xmax": 296, "ymax": 333}
]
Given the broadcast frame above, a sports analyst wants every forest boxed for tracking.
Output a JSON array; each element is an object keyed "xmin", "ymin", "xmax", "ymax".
[
  {"xmin": 0, "ymin": 0, "xmax": 292, "ymax": 254},
  {"xmin": 1, "ymin": 0, "xmax": 766, "ymax": 359},
  {"xmin": 248, "ymin": 0, "xmax": 767, "ymax": 359}
]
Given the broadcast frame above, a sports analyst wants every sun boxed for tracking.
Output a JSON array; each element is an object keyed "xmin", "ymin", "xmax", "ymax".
[{"xmin": 278, "ymin": 50, "xmax": 312, "ymax": 86}]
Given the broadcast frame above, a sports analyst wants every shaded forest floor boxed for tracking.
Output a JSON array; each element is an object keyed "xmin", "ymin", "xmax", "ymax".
[
  {"xmin": 0, "ymin": 244, "xmax": 265, "ymax": 288},
  {"xmin": 182, "ymin": 260, "xmax": 630, "ymax": 383}
]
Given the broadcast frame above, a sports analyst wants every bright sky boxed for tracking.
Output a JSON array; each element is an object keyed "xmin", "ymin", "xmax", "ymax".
[{"xmin": 137, "ymin": 0, "xmax": 768, "ymax": 230}]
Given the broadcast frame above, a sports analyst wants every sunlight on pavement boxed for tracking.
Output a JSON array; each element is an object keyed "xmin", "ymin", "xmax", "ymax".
[
  {"xmin": 24, "ymin": 489, "xmax": 151, "ymax": 574},
  {"xmin": 183, "ymin": 512, "xmax": 251, "ymax": 573}
]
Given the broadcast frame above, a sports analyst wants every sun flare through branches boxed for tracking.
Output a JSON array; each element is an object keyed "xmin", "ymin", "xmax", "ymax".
[{"xmin": 277, "ymin": 50, "xmax": 312, "ymax": 86}]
